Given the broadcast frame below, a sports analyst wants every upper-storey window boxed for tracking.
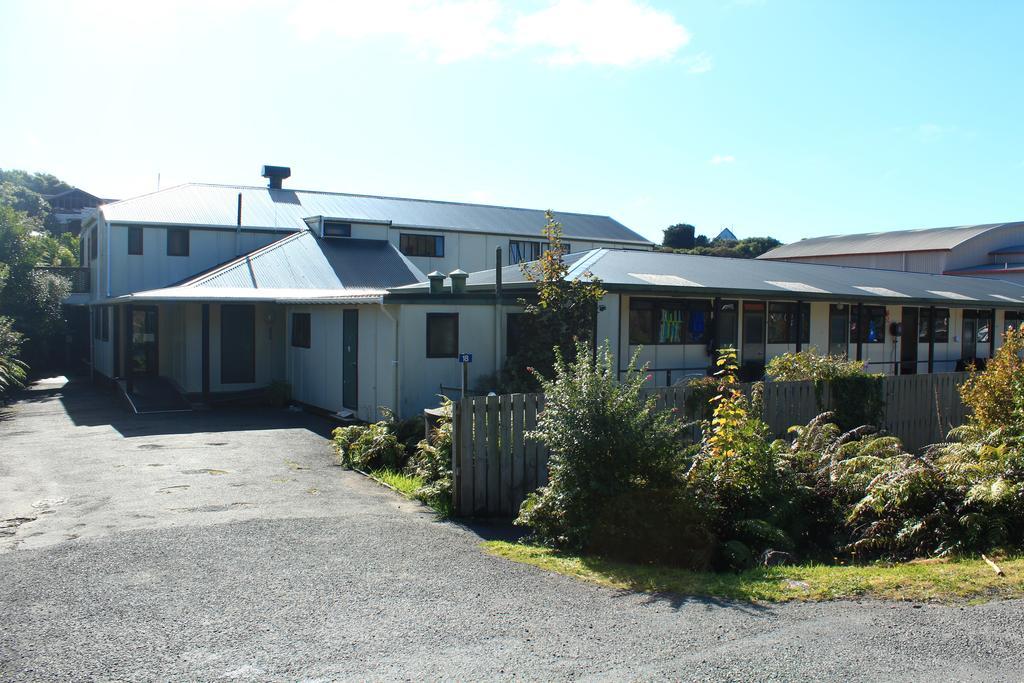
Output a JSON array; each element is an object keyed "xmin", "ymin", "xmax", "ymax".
[
  {"xmin": 167, "ymin": 228, "xmax": 189, "ymax": 257},
  {"xmin": 400, "ymin": 234, "xmax": 444, "ymax": 258},
  {"xmin": 508, "ymin": 240, "xmax": 542, "ymax": 264},
  {"xmin": 323, "ymin": 221, "xmax": 351, "ymax": 238},
  {"xmin": 128, "ymin": 226, "xmax": 143, "ymax": 255}
]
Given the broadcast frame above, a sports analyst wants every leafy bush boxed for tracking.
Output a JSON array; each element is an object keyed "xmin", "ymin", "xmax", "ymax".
[
  {"xmin": 331, "ymin": 421, "xmax": 405, "ymax": 471},
  {"xmin": 766, "ymin": 348, "xmax": 884, "ymax": 432},
  {"xmin": 765, "ymin": 348, "xmax": 866, "ymax": 382},
  {"xmin": 514, "ymin": 341, "xmax": 711, "ymax": 566},
  {"xmin": 0, "ymin": 314, "xmax": 26, "ymax": 398},
  {"xmin": 406, "ymin": 397, "xmax": 454, "ymax": 516},
  {"xmin": 959, "ymin": 325, "xmax": 1024, "ymax": 432}
]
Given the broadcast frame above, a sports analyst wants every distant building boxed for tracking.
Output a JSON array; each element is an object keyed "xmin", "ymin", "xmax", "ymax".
[
  {"xmin": 43, "ymin": 187, "xmax": 116, "ymax": 234},
  {"xmin": 715, "ymin": 227, "xmax": 738, "ymax": 242},
  {"xmin": 759, "ymin": 221, "xmax": 1024, "ymax": 284}
]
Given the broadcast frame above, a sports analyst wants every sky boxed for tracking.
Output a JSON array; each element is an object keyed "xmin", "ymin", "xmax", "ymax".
[{"xmin": 1, "ymin": 0, "xmax": 1022, "ymax": 245}]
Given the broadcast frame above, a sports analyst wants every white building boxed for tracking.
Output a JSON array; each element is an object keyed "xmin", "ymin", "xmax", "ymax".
[{"xmin": 76, "ymin": 168, "xmax": 1024, "ymax": 421}]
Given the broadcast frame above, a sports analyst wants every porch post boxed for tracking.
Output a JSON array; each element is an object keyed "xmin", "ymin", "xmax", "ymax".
[
  {"xmin": 990, "ymin": 308, "xmax": 997, "ymax": 359},
  {"xmin": 927, "ymin": 305, "xmax": 936, "ymax": 374},
  {"xmin": 202, "ymin": 303, "xmax": 211, "ymax": 400},
  {"xmin": 855, "ymin": 303, "xmax": 864, "ymax": 362},
  {"xmin": 125, "ymin": 304, "xmax": 135, "ymax": 394},
  {"xmin": 795, "ymin": 300, "xmax": 804, "ymax": 353}
]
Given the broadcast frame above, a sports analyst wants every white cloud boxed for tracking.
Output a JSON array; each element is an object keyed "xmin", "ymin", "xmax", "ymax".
[
  {"xmin": 289, "ymin": 0, "xmax": 505, "ymax": 63},
  {"xmin": 710, "ymin": 154, "xmax": 736, "ymax": 165},
  {"xmin": 514, "ymin": 0, "xmax": 690, "ymax": 67},
  {"xmin": 288, "ymin": 0, "xmax": 690, "ymax": 66},
  {"xmin": 682, "ymin": 51, "xmax": 713, "ymax": 74}
]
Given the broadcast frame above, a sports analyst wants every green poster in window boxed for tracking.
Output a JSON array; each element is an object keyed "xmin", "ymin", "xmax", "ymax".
[{"xmin": 660, "ymin": 309, "xmax": 684, "ymax": 344}]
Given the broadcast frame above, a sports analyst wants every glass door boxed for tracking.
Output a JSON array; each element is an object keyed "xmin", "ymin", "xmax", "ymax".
[
  {"xmin": 130, "ymin": 306, "xmax": 159, "ymax": 377},
  {"xmin": 828, "ymin": 304, "xmax": 849, "ymax": 357},
  {"xmin": 742, "ymin": 301, "xmax": 765, "ymax": 378}
]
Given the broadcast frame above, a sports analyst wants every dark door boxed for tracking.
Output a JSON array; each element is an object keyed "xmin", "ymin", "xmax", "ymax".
[
  {"xmin": 828, "ymin": 304, "xmax": 849, "ymax": 357},
  {"xmin": 343, "ymin": 309, "xmax": 358, "ymax": 410},
  {"xmin": 130, "ymin": 306, "xmax": 159, "ymax": 377},
  {"xmin": 900, "ymin": 307, "xmax": 918, "ymax": 374},
  {"xmin": 221, "ymin": 304, "xmax": 255, "ymax": 384},
  {"xmin": 742, "ymin": 301, "xmax": 766, "ymax": 378},
  {"xmin": 963, "ymin": 313, "xmax": 977, "ymax": 362}
]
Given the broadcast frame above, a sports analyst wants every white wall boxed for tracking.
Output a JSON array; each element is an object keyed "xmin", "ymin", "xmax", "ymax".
[{"xmin": 285, "ymin": 304, "xmax": 396, "ymax": 422}]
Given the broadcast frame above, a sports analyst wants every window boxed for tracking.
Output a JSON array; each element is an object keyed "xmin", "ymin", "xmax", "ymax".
[
  {"xmin": 717, "ymin": 300, "xmax": 738, "ymax": 349},
  {"xmin": 628, "ymin": 298, "xmax": 712, "ymax": 345},
  {"xmin": 542, "ymin": 242, "xmax": 571, "ymax": 256},
  {"xmin": 1005, "ymin": 311, "xmax": 1023, "ymax": 333},
  {"xmin": 963, "ymin": 309, "xmax": 992, "ymax": 345},
  {"xmin": 400, "ymin": 234, "xmax": 444, "ymax": 257},
  {"xmin": 508, "ymin": 240, "xmax": 542, "ymax": 265},
  {"xmin": 323, "ymin": 221, "xmax": 352, "ymax": 238},
  {"xmin": 766, "ymin": 302, "xmax": 811, "ymax": 344},
  {"xmin": 291, "ymin": 313, "xmax": 311, "ymax": 348},
  {"xmin": 167, "ymin": 228, "xmax": 189, "ymax": 256},
  {"xmin": 128, "ymin": 226, "xmax": 143, "ymax": 255},
  {"xmin": 851, "ymin": 305, "xmax": 887, "ymax": 344},
  {"xmin": 89, "ymin": 229, "xmax": 97, "ymax": 261},
  {"xmin": 101, "ymin": 306, "xmax": 110, "ymax": 342},
  {"xmin": 426, "ymin": 313, "xmax": 458, "ymax": 358},
  {"xmin": 917, "ymin": 308, "xmax": 950, "ymax": 343}
]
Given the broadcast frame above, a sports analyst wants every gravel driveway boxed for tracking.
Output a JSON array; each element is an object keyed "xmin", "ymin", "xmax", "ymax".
[{"xmin": 2, "ymin": 378, "xmax": 1023, "ymax": 682}]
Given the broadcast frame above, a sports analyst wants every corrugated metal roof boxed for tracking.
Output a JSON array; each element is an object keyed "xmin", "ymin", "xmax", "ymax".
[
  {"xmin": 99, "ymin": 183, "xmax": 651, "ymax": 244},
  {"xmin": 759, "ymin": 221, "xmax": 1024, "ymax": 259},
  {"xmin": 113, "ymin": 287, "xmax": 385, "ymax": 304},
  {"xmin": 944, "ymin": 263, "xmax": 1024, "ymax": 275},
  {"xmin": 185, "ymin": 232, "xmax": 425, "ymax": 291},
  {"xmin": 399, "ymin": 249, "xmax": 1024, "ymax": 307}
]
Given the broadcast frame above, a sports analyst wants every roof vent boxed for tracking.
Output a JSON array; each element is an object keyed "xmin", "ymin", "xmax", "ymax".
[
  {"xmin": 449, "ymin": 269, "xmax": 468, "ymax": 294},
  {"xmin": 427, "ymin": 271, "xmax": 446, "ymax": 294},
  {"xmin": 261, "ymin": 165, "xmax": 291, "ymax": 189}
]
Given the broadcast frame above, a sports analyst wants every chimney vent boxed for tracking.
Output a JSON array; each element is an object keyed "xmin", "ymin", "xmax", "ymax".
[
  {"xmin": 449, "ymin": 269, "xmax": 468, "ymax": 294},
  {"xmin": 427, "ymin": 270, "xmax": 445, "ymax": 295},
  {"xmin": 261, "ymin": 165, "xmax": 291, "ymax": 189}
]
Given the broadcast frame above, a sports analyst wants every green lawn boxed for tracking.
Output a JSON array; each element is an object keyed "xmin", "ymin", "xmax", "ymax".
[{"xmin": 482, "ymin": 541, "xmax": 1024, "ymax": 603}]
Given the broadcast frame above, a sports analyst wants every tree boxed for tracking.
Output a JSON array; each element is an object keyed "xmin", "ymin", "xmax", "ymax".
[
  {"xmin": 670, "ymin": 236, "xmax": 781, "ymax": 259},
  {"xmin": 501, "ymin": 211, "xmax": 606, "ymax": 391},
  {"xmin": 662, "ymin": 223, "xmax": 696, "ymax": 249}
]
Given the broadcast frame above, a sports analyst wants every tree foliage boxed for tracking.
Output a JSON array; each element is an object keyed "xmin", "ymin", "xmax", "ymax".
[
  {"xmin": 664, "ymin": 235, "xmax": 782, "ymax": 259},
  {"xmin": 501, "ymin": 210, "xmax": 606, "ymax": 391}
]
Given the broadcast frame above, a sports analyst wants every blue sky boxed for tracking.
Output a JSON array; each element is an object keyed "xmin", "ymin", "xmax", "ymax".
[{"xmin": 2, "ymin": 0, "xmax": 1021, "ymax": 244}]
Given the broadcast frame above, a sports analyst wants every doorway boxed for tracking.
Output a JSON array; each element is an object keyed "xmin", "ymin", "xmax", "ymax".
[
  {"xmin": 742, "ymin": 301, "xmax": 766, "ymax": 378},
  {"xmin": 342, "ymin": 309, "xmax": 359, "ymax": 410},
  {"xmin": 130, "ymin": 306, "xmax": 159, "ymax": 377},
  {"xmin": 901, "ymin": 307, "xmax": 918, "ymax": 374}
]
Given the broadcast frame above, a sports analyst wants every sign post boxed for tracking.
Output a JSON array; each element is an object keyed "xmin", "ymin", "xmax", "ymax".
[{"xmin": 458, "ymin": 352, "xmax": 472, "ymax": 399}]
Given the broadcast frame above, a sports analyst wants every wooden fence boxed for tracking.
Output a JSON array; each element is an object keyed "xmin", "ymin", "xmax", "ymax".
[{"xmin": 451, "ymin": 372, "xmax": 969, "ymax": 518}]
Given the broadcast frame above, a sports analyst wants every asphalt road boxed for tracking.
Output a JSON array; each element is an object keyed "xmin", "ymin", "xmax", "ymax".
[{"xmin": 2, "ymin": 378, "xmax": 1023, "ymax": 682}]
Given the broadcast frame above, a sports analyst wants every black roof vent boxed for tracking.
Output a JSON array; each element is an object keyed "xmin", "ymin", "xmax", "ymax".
[{"xmin": 261, "ymin": 165, "xmax": 291, "ymax": 189}]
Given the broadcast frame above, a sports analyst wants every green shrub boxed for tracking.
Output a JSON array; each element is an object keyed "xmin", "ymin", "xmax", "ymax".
[
  {"xmin": 514, "ymin": 341, "xmax": 706, "ymax": 566},
  {"xmin": 406, "ymin": 397, "xmax": 454, "ymax": 516},
  {"xmin": 765, "ymin": 348, "xmax": 884, "ymax": 431},
  {"xmin": 959, "ymin": 325, "xmax": 1024, "ymax": 432},
  {"xmin": 331, "ymin": 421, "xmax": 405, "ymax": 471}
]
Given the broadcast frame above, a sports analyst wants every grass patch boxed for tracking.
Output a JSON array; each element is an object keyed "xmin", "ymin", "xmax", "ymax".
[
  {"xmin": 366, "ymin": 468, "xmax": 453, "ymax": 518},
  {"xmin": 369, "ymin": 468, "xmax": 425, "ymax": 498},
  {"xmin": 482, "ymin": 541, "xmax": 1024, "ymax": 604}
]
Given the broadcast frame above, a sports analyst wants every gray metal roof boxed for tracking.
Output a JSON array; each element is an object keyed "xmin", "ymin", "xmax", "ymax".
[
  {"xmin": 397, "ymin": 248, "xmax": 1024, "ymax": 307},
  {"xmin": 943, "ymin": 262, "xmax": 1024, "ymax": 275},
  {"xmin": 759, "ymin": 221, "xmax": 1024, "ymax": 259},
  {"xmin": 98, "ymin": 183, "xmax": 651, "ymax": 244},
  {"xmin": 184, "ymin": 231, "xmax": 425, "ymax": 292}
]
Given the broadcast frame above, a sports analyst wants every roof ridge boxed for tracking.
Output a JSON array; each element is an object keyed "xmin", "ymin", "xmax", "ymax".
[{"xmin": 183, "ymin": 182, "xmax": 625, "ymax": 222}]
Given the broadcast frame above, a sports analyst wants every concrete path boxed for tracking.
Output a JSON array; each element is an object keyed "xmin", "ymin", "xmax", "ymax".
[{"xmin": 2, "ymin": 378, "xmax": 1023, "ymax": 681}]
